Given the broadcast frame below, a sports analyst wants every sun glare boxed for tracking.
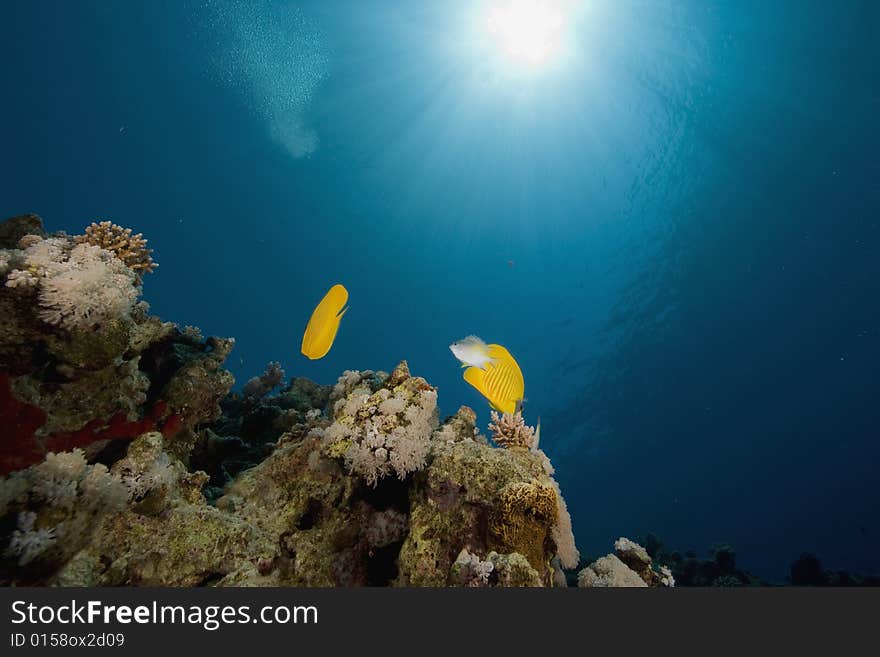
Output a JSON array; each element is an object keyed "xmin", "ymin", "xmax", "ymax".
[{"xmin": 485, "ymin": 0, "xmax": 567, "ymax": 67}]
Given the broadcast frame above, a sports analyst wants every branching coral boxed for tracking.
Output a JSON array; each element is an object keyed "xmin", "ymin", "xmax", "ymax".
[
  {"xmin": 488, "ymin": 411, "xmax": 536, "ymax": 449},
  {"xmin": 242, "ymin": 361, "xmax": 285, "ymax": 399},
  {"xmin": 76, "ymin": 220, "xmax": 157, "ymax": 275}
]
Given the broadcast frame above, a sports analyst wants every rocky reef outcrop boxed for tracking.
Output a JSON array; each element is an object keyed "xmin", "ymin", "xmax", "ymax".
[
  {"xmin": 0, "ymin": 214, "xmax": 234, "ymax": 474},
  {"xmin": 577, "ymin": 537, "xmax": 675, "ymax": 587},
  {"xmin": 1, "ymin": 214, "xmax": 581, "ymax": 587}
]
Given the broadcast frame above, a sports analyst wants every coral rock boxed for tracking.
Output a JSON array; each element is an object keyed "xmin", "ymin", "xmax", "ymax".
[
  {"xmin": 0, "ymin": 213, "xmax": 45, "ymax": 249},
  {"xmin": 578, "ymin": 554, "xmax": 648, "ymax": 588}
]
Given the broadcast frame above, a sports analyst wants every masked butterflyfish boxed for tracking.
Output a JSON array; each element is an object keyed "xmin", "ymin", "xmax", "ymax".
[
  {"xmin": 301, "ymin": 283, "xmax": 348, "ymax": 360},
  {"xmin": 451, "ymin": 338, "xmax": 524, "ymax": 414}
]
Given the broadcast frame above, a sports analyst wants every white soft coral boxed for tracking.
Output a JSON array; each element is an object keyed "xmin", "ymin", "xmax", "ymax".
[
  {"xmin": 6, "ymin": 512, "xmax": 57, "ymax": 566},
  {"xmin": 37, "ymin": 243, "xmax": 139, "ymax": 329},
  {"xmin": 328, "ymin": 374, "xmax": 437, "ymax": 487}
]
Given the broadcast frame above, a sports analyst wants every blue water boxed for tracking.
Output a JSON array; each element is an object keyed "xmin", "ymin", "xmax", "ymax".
[{"xmin": 2, "ymin": 0, "xmax": 878, "ymax": 581}]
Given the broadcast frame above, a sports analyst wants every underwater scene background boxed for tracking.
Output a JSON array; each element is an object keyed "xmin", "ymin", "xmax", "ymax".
[{"xmin": 1, "ymin": 0, "xmax": 878, "ymax": 583}]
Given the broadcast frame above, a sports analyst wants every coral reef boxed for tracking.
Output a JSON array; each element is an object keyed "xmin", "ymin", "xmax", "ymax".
[
  {"xmin": 0, "ymin": 214, "xmax": 233, "ymax": 475},
  {"xmin": 0, "ymin": 213, "xmax": 585, "ymax": 588},
  {"xmin": 789, "ymin": 553, "xmax": 825, "ymax": 586},
  {"xmin": 9, "ymin": 212, "xmax": 867, "ymax": 589},
  {"xmin": 2, "ymin": 362, "xmax": 580, "ymax": 586},
  {"xmin": 634, "ymin": 534, "xmax": 764, "ymax": 586},
  {"xmin": 626, "ymin": 534, "xmax": 880, "ymax": 587},
  {"xmin": 787, "ymin": 552, "xmax": 880, "ymax": 587}
]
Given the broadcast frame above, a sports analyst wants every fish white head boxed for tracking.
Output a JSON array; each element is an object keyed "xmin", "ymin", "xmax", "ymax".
[{"xmin": 449, "ymin": 335, "xmax": 493, "ymax": 369}]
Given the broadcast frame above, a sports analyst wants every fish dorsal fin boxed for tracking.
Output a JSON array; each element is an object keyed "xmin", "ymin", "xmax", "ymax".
[{"xmin": 486, "ymin": 343, "xmax": 510, "ymax": 357}]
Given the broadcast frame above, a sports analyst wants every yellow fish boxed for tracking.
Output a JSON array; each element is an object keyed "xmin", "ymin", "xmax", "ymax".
[
  {"xmin": 461, "ymin": 343, "xmax": 524, "ymax": 414},
  {"xmin": 301, "ymin": 284, "xmax": 349, "ymax": 360}
]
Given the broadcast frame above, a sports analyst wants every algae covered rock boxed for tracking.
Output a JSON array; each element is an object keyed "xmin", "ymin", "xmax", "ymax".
[
  {"xmin": 4, "ymin": 433, "xmax": 275, "ymax": 587},
  {"xmin": 396, "ymin": 433, "xmax": 569, "ymax": 586},
  {"xmin": 0, "ymin": 212, "xmax": 45, "ymax": 248},
  {"xmin": 451, "ymin": 548, "xmax": 542, "ymax": 587},
  {"xmin": 578, "ymin": 554, "xmax": 648, "ymax": 587}
]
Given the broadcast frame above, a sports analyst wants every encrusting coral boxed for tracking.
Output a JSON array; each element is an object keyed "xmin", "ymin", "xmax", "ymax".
[{"xmin": 76, "ymin": 220, "xmax": 157, "ymax": 276}]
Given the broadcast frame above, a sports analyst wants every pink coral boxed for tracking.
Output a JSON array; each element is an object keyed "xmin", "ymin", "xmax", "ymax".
[{"xmin": 488, "ymin": 411, "xmax": 536, "ymax": 449}]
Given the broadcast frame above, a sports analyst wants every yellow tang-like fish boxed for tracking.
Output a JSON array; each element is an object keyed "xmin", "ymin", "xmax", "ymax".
[
  {"xmin": 301, "ymin": 284, "xmax": 349, "ymax": 360},
  {"xmin": 461, "ymin": 343, "xmax": 524, "ymax": 414}
]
